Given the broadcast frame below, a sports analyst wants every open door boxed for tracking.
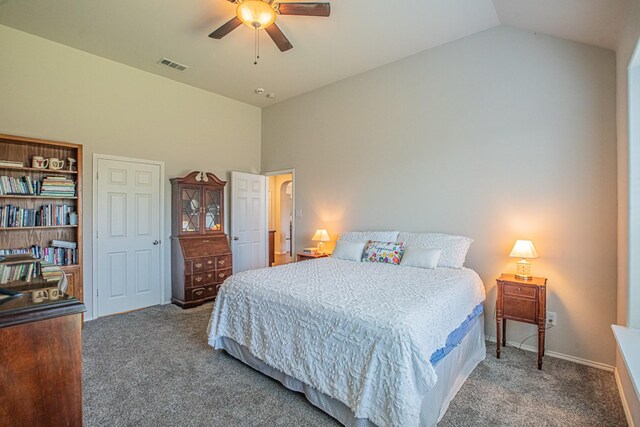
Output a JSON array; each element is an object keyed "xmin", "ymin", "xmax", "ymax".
[{"xmin": 230, "ymin": 171, "xmax": 267, "ymax": 273}]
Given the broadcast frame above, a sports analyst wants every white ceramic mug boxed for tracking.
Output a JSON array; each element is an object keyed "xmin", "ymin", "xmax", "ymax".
[
  {"xmin": 49, "ymin": 158, "xmax": 65, "ymax": 170},
  {"xmin": 47, "ymin": 288, "xmax": 61, "ymax": 301},
  {"xmin": 32, "ymin": 156, "xmax": 49, "ymax": 169},
  {"xmin": 32, "ymin": 289, "xmax": 48, "ymax": 303}
]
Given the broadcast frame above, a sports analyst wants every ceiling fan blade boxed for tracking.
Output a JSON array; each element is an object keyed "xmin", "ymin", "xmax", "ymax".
[
  {"xmin": 209, "ymin": 17, "xmax": 242, "ymax": 39},
  {"xmin": 265, "ymin": 23, "xmax": 293, "ymax": 52},
  {"xmin": 276, "ymin": 2, "xmax": 330, "ymax": 17}
]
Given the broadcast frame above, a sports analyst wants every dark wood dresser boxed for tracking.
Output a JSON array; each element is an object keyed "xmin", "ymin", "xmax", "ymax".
[
  {"xmin": 170, "ymin": 171, "xmax": 232, "ymax": 309},
  {"xmin": 0, "ymin": 260, "xmax": 86, "ymax": 426}
]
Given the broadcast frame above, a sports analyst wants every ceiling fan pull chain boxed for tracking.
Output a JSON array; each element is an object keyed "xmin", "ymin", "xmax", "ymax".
[{"xmin": 254, "ymin": 27, "xmax": 259, "ymax": 65}]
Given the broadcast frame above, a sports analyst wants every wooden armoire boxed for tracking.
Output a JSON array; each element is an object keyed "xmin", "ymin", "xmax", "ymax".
[{"xmin": 170, "ymin": 171, "xmax": 231, "ymax": 308}]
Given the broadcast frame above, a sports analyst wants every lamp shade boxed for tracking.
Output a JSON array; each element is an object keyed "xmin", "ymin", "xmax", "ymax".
[
  {"xmin": 312, "ymin": 229, "xmax": 330, "ymax": 242},
  {"xmin": 509, "ymin": 240, "xmax": 539, "ymax": 259},
  {"xmin": 236, "ymin": 0, "xmax": 277, "ymax": 29}
]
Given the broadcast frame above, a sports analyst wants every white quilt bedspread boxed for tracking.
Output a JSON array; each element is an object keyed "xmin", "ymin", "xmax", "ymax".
[{"xmin": 207, "ymin": 258, "xmax": 485, "ymax": 427}]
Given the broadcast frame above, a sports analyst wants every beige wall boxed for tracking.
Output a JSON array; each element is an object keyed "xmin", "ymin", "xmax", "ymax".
[
  {"xmin": 615, "ymin": 0, "xmax": 640, "ymax": 423},
  {"xmin": 262, "ymin": 26, "xmax": 618, "ymax": 365},
  {"xmin": 616, "ymin": 0, "xmax": 640, "ymax": 330},
  {"xmin": 0, "ymin": 25, "xmax": 261, "ymax": 320}
]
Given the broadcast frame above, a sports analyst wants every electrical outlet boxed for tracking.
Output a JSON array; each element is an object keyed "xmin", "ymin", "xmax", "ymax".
[{"xmin": 546, "ymin": 311, "xmax": 557, "ymax": 326}]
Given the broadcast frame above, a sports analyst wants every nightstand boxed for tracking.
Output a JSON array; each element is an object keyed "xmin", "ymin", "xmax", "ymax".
[
  {"xmin": 296, "ymin": 253, "xmax": 330, "ymax": 262},
  {"xmin": 496, "ymin": 273, "xmax": 547, "ymax": 369}
]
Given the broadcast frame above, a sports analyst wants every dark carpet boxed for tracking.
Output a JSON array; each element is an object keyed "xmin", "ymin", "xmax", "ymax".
[{"xmin": 82, "ymin": 303, "xmax": 626, "ymax": 426}]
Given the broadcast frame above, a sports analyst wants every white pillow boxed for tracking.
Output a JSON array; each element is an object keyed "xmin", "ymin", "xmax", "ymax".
[
  {"xmin": 397, "ymin": 232, "xmax": 473, "ymax": 269},
  {"xmin": 331, "ymin": 241, "xmax": 366, "ymax": 262},
  {"xmin": 400, "ymin": 247, "xmax": 442, "ymax": 269},
  {"xmin": 339, "ymin": 231, "xmax": 399, "ymax": 243}
]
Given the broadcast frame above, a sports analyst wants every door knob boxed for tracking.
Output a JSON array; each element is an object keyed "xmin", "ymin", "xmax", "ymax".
[
  {"xmin": 153, "ymin": 240, "xmax": 160, "ymax": 245},
  {"xmin": 233, "ymin": 236, "xmax": 239, "ymax": 241}
]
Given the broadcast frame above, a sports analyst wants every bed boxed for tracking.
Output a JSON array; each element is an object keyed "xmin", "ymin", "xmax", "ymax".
[{"xmin": 207, "ymin": 233, "xmax": 486, "ymax": 427}]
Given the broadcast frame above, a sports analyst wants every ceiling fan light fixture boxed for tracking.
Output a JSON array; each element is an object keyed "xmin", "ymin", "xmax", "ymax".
[{"xmin": 236, "ymin": 0, "xmax": 277, "ymax": 29}]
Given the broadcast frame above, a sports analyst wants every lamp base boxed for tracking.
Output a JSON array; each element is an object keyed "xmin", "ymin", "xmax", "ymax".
[
  {"xmin": 515, "ymin": 259, "xmax": 532, "ymax": 280},
  {"xmin": 316, "ymin": 241, "xmax": 325, "ymax": 255}
]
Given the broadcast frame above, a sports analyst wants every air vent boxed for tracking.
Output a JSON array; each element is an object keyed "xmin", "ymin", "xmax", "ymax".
[{"xmin": 157, "ymin": 58, "xmax": 189, "ymax": 72}]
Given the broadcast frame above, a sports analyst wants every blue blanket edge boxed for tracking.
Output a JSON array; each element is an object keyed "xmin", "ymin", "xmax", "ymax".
[{"xmin": 429, "ymin": 303, "xmax": 484, "ymax": 366}]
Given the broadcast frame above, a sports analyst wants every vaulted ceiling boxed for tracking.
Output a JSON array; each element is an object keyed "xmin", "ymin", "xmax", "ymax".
[{"xmin": 0, "ymin": 0, "xmax": 628, "ymax": 107}]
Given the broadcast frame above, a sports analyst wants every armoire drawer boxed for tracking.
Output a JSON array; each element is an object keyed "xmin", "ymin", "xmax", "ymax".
[
  {"xmin": 192, "ymin": 259, "xmax": 208, "ymax": 273},
  {"xmin": 216, "ymin": 256, "xmax": 231, "ymax": 269},
  {"xmin": 204, "ymin": 258, "xmax": 216, "ymax": 271},
  {"xmin": 215, "ymin": 268, "xmax": 232, "ymax": 284},
  {"xmin": 188, "ymin": 285, "xmax": 216, "ymax": 301}
]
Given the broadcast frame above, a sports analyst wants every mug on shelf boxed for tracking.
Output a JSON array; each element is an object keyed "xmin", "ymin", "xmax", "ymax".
[
  {"xmin": 47, "ymin": 288, "xmax": 62, "ymax": 301},
  {"xmin": 31, "ymin": 289, "xmax": 48, "ymax": 303},
  {"xmin": 48, "ymin": 158, "xmax": 65, "ymax": 170},
  {"xmin": 32, "ymin": 156, "xmax": 49, "ymax": 169}
]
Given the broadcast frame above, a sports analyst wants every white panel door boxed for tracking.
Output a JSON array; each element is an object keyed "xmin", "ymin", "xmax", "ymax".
[
  {"xmin": 96, "ymin": 158, "xmax": 162, "ymax": 316},
  {"xmin": 231, "ymin": 171, "xmax": 267, "ymax": 273}
]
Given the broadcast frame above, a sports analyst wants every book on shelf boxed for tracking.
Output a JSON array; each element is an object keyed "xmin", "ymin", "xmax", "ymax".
[
  {"xmin": 0, "ymin": 262, "xmax": 38, "ymax": 285},
  {"xmin": 0, "ymin": 253, "xmax": 38, "ymax": 263},
  {"xmin": 0, "ymin": 160, "xmax": 24, "ymax": 168},
  {"xmin": 51, "ymin": 240, "xmax": 77, "ymax": 249},
  {"xmin": 41, "ymin": 263, "xmax": 64, "ymax": 282},
  {"xmin": 0, "ymin": 204, "xmax": 75, "ymax": 228},
  {"xmin": 0, "ymin": 245, "xmax": 77, "ymax": 267},
  {"xmin": 0, "ymin": 176, "xmax": 41, "ymax": 195},
  {"xmin": 302, "ymin": 247, "xmax": 318, "ymax": 254},
  {"xmin": 0, "ymin": 175, "xmax": 76, "ymax": 197},
  {"xmin": 40, "ymin": 176, "xmax": 76, "ymax": 197}
]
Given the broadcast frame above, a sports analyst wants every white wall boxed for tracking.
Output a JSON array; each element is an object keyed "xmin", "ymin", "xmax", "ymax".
[
  {"xmin": 615, "ymin": 0, "xmax": 640, "ymax": 423},
  {"xmin": 616, "ymin": 0, "xmax": 640, "ymax": 331},
  {"xmin": 0, "ymin": 25, "xmax": 261, "ymax": 320},
  {"xmin": 619, "ymin": 0, "xmax": 640, "ymax": 331},
  {"xmin": 262, "ymin": 26, "xmax": 618, "ymax": 366}
]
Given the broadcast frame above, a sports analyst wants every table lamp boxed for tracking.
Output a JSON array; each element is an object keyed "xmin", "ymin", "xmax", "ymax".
[
  {"xmin": 509, "ymin": 240, "xmax": 539, "ymax": 280},
  {"xmin": 312, "ymin": 229, "xmax": 330, "ymax": 254}
]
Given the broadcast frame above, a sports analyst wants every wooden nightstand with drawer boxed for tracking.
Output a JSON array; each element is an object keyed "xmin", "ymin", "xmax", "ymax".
[
  {"xmin": 296, "ymin": 252, "xmax": 330, "ymax": 262},
  {"xmin": 496, "ymin": 274, "xmax": 547, "ymax": 369}
]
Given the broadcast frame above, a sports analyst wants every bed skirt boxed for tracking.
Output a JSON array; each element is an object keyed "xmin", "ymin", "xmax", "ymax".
[{"xmin": 213, "ymin": 314, "xmax": 486, "ymax": 427}]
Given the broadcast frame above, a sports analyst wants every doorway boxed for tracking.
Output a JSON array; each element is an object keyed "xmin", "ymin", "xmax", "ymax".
[
  {"xmin": 266, "ymin": 171, "xmax": 294, "ymax": 266},
  {"xmin": 93, "ymin": 155, "xmax": 165, "ymax": 318}
]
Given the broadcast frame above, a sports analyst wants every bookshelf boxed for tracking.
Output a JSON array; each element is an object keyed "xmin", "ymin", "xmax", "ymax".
[{"xmin": 0, "ymin": 133, "xmax": 83, "ymax": 307}]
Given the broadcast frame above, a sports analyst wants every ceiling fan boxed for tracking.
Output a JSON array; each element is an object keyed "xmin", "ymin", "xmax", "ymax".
[{"xmin": 209, "ymin": 0, "xmax": 330, "ymax": 56}]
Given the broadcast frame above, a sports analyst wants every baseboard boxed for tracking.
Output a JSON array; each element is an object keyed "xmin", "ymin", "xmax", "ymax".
[
  {"xmin": 615, "ymin": 367, "xmax": 637, "ymax": 427},
  {"xmin": 486, "ymin": 335, "xmax": 614, "ymax": 372}
]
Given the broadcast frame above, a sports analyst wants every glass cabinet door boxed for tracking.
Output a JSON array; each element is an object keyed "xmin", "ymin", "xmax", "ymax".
[
  {"xmin": 204, "ymin": 188, "xmax": 222, "ymax": 233},
  {"xmin": 180, "ymin": 186, "xmax": 201, "ymax": 234}
]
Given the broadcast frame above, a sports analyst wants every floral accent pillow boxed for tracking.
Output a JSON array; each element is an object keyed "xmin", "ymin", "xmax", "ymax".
[{"xmin": 361, "ymin": 241, "xmax": 406, "ymax": 265}]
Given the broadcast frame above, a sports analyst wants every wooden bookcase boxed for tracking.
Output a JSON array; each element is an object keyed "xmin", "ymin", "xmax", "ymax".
[{"xmin": 0, "ymin": 134, "xmax": 83, "ymax": 306}]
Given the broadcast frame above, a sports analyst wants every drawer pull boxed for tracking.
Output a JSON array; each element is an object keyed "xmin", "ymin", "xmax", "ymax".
[
  {"xmin": 218, "ymin": 260, "xmax": 226, "ymax": 266},
  {"xmin": 518, "ymin": 287, "xmax": 521, "ymax": 292},
  {"xmin": 195, "ymin": 276, "xmax": 203, "ymax": 283},
  {"xmin": 194, "ymin": 289, "xmax": 204, "ymax": 297},
  {"xmin": 219, "ymin": 273, "xmax": 226, "ymax": 278},
  {"xmin": 207, "ymin": 260, "xmax": 213, "ymax": 265},
  {"xmin": 195, "ymin": 262, "xmax": 203, "ymax": 268},
  {"xmin": 207, "ymin": 273, "xmax": 213, "ymax": 279}
]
